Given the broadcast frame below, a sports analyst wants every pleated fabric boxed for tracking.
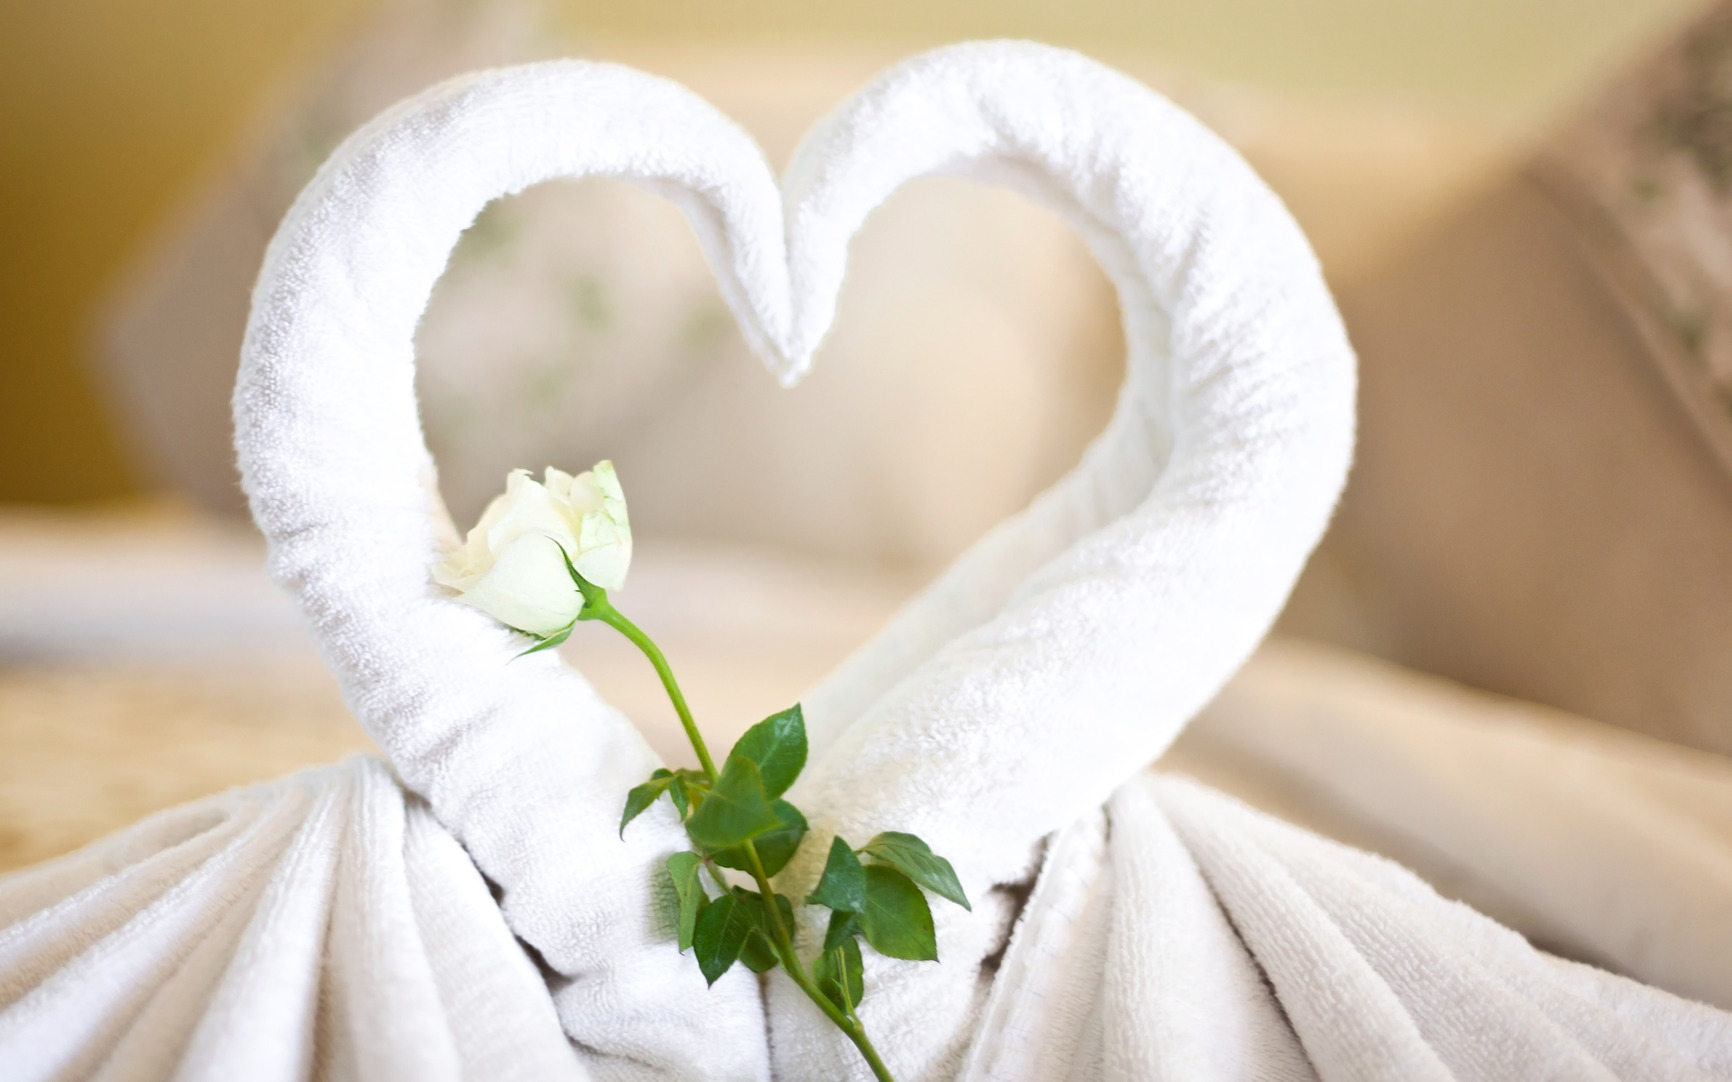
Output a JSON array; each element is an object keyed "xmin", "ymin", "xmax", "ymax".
[
  {"xmin": 958, "ymin": 773, "xmax": 1732, "ymax": 1082},
  {"xmin": 0, "ymin": 756, "xmax": 585, "ymax": 1082}
]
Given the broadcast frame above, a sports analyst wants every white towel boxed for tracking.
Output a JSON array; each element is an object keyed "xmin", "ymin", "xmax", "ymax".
[
  {"xmin": 760, "ymin": 42, "xmax": 1353, "ymax": 1077},
  {"xmin": 4, "ymin": 39, "xmax": 1730, "ymax": 1082},
  {"xmin": 0, "ymin": 756, "xmax": 585, "ymax": 1080},
  {"xmin": 1183, "ymin": 638, "xmax": 1732, "ymax": 1014}
]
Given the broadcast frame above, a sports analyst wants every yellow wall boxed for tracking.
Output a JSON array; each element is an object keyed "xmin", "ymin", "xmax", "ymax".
[
  {"xmin": 1, "ymin": 0, "xmax": 364, "ymax": 502},
  {"xmin": 0, "ymin": 0, "xmax": 1710, "ymax": 503}
]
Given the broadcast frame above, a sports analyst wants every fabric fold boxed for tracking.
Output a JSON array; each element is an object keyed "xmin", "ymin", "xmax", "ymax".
[
  {"xmin": 0, "ymin": 757, "xmax": 586, "ymax": 1082},
  {"xmin": 1099, "ymin": 777, "xmax": 1315, "ymax": 1082},
  {"xmin": 3, "ymin": 41, "xmax": 1729, "ymax": 1082},
  {"xmin": 766, "ymin": 41, "xmax": 1352, "ymax": 1079},
  {"xmin": 1157, "ymin": 774, "xmax": 1732, "ymax": 1081}
]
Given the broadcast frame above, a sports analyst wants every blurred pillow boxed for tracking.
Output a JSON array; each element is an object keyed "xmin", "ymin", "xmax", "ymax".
[
  {"xmin": 96, "ymin": 0, "xmax": 1120, "ymax": 569},
  {"xmin": 99, "ymin": 0, "xmax": 560, "ymax": 517},
  {"xmin": 97, "ymin": 2, "xmax": 1500, "ymax": 571},
  {"xmin": 1281, "ymin": 2, "xmax": 1732, "ymax": 757},
  {"xmin": 414, "ymin": 169, "xmax": 1120, "ymax": 568}
]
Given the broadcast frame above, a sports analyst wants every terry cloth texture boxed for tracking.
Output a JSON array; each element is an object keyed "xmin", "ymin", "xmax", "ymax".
[{"xmin": 2, "ymin": 41, "xmax": 1727, "ymax": 1081}]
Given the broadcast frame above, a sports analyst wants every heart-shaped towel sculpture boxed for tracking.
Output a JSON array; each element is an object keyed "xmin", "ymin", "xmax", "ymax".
[{"xmin": 4, "ymin": 41, "xmax": 1731, "ymax": 1082}]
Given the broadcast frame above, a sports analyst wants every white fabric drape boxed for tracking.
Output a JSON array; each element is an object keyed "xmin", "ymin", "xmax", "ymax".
[{"xmin": 2, "ymin": 41, "xmax": 1728, "ymax": 1082}]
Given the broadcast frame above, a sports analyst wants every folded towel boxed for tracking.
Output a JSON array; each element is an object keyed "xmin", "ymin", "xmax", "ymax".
[
  {"xmin": 3, "ymin": 39, "xmax": 1729, "ymax": 1082},
  {"xmin": 233, "ymin": 54, "xmax": 788, "ymax": 1082},
  {"xmin": 0, "ymin": 756, "xmax": 585, "ymax": 1080},
  {"xmin": 757, "ymin": 41, "xmax": 1355, "ymax": 1078},
  {"xmin": 1183, "ymin": 637, "xmax": 1732, "ymax": 1014}
]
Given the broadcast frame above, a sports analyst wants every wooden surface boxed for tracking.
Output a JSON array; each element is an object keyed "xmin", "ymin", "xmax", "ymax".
[{"xmin": 0, "ymin": 659, "xmax": 370, "ymax": 872}]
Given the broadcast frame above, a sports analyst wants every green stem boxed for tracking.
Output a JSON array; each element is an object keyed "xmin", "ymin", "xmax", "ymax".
[
  {"xmin": 738, "ymin": 842, "xmax": 894, "ymax": 1082},
  {"xmin": 588, "ymin": 600, "xmax": 718, "ymax": 782},
  {"xmin": 592, "ymin": 590, "xmax": 894, "ymax": 1082}
]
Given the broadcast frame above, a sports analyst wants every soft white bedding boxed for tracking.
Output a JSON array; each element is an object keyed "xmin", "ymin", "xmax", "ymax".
[
  {"xmin": 2, "ymin": 506, "xmax": 1728, "ymax": 1015},
  {"xmin": 0, "ymin": 508, "xmax": 915, "ymax": 870}
]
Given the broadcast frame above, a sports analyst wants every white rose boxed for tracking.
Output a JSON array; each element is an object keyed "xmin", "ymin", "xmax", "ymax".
[{"xmin": 433, "ymin": 461, "xmax": 632, "ymax": 637}]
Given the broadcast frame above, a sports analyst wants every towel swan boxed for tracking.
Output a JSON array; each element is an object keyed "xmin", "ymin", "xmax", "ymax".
[{"xmin": 3, "ymin": 41, "xmax": 1730, "ymax": 1082}]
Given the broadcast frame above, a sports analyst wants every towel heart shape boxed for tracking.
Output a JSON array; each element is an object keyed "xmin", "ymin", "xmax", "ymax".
[
  {"xmin": 233, "ymin": 40, "xmax": 1354, "ymax": 1078},
  {"xmin": 9, "ymin": 42, "xmax": 1730, "ymax": 1082}
]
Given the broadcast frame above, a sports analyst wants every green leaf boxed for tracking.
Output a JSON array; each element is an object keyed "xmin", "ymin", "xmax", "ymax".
[
  {"xmin": 734, "ymin": 889, "xmax": 793, "ymax": 973},
  {"xmin": 684, "ymin": 755, "xmax": 784, "ymax": 850},
  {"xmin": 735, "ymin": 886, "xmax": 795, "ymax": 930},
  {"xmin": 813, "ymin": 937, "xmax": 865, "ymax": 1015},
  {"xmin": 619, "ymin": 777, "xmax": 671, "ymax": 838},
  {"xmin": 666, "ymin": 851, "xmax": 707, "ymax": 952},
  {"xmin": 728, "ymin": 705, "xmax": 807, "ymax": 799},
  {"xmin": 859, "ymin": 865, "xmax": 937, "ymax": 961},
  {"xmin": 513, "ymin": 619, "xmax": 576, "ymax": 658},
  {"xmin": 693, "ymin": 891, "xmax": 754, "ymax": 986},
  {"xmin": 860, "ymin": 831, "xmax": 971, "ymax": 911},
  {"xmin": 671, "ymin": 769, "xmax": 708, "ymax": 820},
  {"xmin": 739, "ymin": 929, "xmax": 779, "ymax": 972},
  {"xmin": 806, "ymin": 835, "xmax": 867, "ymax": 913},
  {"xmin": 823, "ymin": 907, "xmax": 862, "ymax": 952},
  {"xmin": 713, "ymin": 800, "xmax": 808, "ymax": 877}
]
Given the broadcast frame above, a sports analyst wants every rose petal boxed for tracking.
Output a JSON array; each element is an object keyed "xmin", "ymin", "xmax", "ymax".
[
  {"xmin": 575, "ymin": 513, "xmax": 631, "ymax": 590},
  {"xmin": 562, "ymin": 469, "xmax": 605, "ymax": 515},
  {"xmin": 574, "ymin": 541, "xmax": 630, "ymax": 591},
  {"xmin": 592, "ymin": 460, "xmax": 625, "ymax": 505},
  {"xmin": 486, "ymin": 472, "xmax": 579, "ymax": 555},
  {"xmin": 459, "ymin": 533, "xmax": 583, "ymax": 637}
]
